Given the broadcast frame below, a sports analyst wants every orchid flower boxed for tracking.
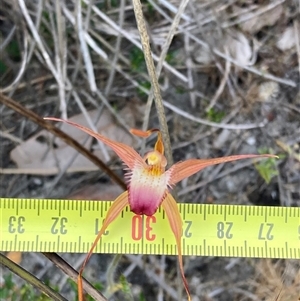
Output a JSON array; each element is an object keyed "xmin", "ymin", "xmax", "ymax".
[{"xmin": 44, "ymin": 117, "xmax": 277, "ymax": 301}]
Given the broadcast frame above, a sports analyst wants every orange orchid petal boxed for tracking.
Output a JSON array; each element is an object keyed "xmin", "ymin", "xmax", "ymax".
[
  {"xmin": 130, "ymin": 128, "xmax": 159, "ymax": 138},
  {"xmin": 161, "ymin": 193, "xmax": 191, "ymax": 301},
  {"xmin": 44, "ymin": 117, "xmax": 144, "ymax": 169},
  {"xmin": 78, "ymin": 191, "xmax": 129, "ymax": 300},
  {"xmin": 130, "ymin": 128, "xmax": 164, "ymax": 155},
  {"xmin": 170, "ymin": 154, "xmax": 278, "ymax": 185}
]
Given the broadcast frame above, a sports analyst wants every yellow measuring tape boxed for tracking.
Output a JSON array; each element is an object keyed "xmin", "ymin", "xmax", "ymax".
[{"xmin": 1, "ymin": 198, "xmax": 299, "ymax": 259}]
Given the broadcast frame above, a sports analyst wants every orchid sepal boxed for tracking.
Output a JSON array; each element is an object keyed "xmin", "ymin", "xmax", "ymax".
[
  {"xmin": 169, "ymin": 154, "xmax": 279, "ymax": 185},
  {"xmin": 161, "ymin": 193, "xmax": 191, "ymax": 301},
  {"xmin": 78, "ymin": 191, "xmax": 129, "ymax": 301},
  {"xmin": 44, "ymin": 117, "xmax": 144, "ymax": 169}
]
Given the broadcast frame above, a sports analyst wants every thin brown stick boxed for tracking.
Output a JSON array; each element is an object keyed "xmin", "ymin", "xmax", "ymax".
[
  {"xmin": 0, "ymin": 93, "xmax": 126, "ymax": 190},
  {"xmin": 43, "ymin": 253, "xmax": 108, "ymax": 301},
  {"xmin": 0, "ymin": 253, "xmax": 68, "ymax": 301}
]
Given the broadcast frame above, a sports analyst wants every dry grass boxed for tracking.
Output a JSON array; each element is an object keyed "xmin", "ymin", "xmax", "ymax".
[
  {"xmin": 252, "ymin": 259, "xmax": 300, "ymax": 301},
  {"xmin": 1, "ymin": 0, "xmax": 299, "ymax": 300}
]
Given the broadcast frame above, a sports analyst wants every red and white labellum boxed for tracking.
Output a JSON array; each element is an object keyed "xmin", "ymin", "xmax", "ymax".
[{"xmin": 128, "ymin": 162, "xmax": 170, "ymax": 216}]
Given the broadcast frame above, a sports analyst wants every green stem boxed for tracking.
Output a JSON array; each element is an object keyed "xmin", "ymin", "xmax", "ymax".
[{"xmin": 104, "ymin": 254, "xmax": 122, "ymax": 297}]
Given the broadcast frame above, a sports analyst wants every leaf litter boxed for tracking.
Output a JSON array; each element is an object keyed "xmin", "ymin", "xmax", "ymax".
[
  {"xmin": 9, "ymin": 108, "xmax": 136, "ymax": 175},
  {"xmin": 0, "ymin": 0, "xmax": 299, "ymax": 300}
]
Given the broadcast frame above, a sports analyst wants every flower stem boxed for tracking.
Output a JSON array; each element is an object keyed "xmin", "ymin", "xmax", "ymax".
[{"xmin": 131, "ymin": 0, "xmax": 173, "ymax": 167}]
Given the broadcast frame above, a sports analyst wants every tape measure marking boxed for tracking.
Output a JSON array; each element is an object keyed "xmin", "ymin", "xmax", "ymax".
[{"xmin": 0, "ymin": 198, "xmax": 299, "ymax": 259}]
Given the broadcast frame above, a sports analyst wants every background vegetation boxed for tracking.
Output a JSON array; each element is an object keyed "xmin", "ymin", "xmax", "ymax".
[{"xmin": 1, "ymin": 0, "xmax": 299, "ymax": 300}]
